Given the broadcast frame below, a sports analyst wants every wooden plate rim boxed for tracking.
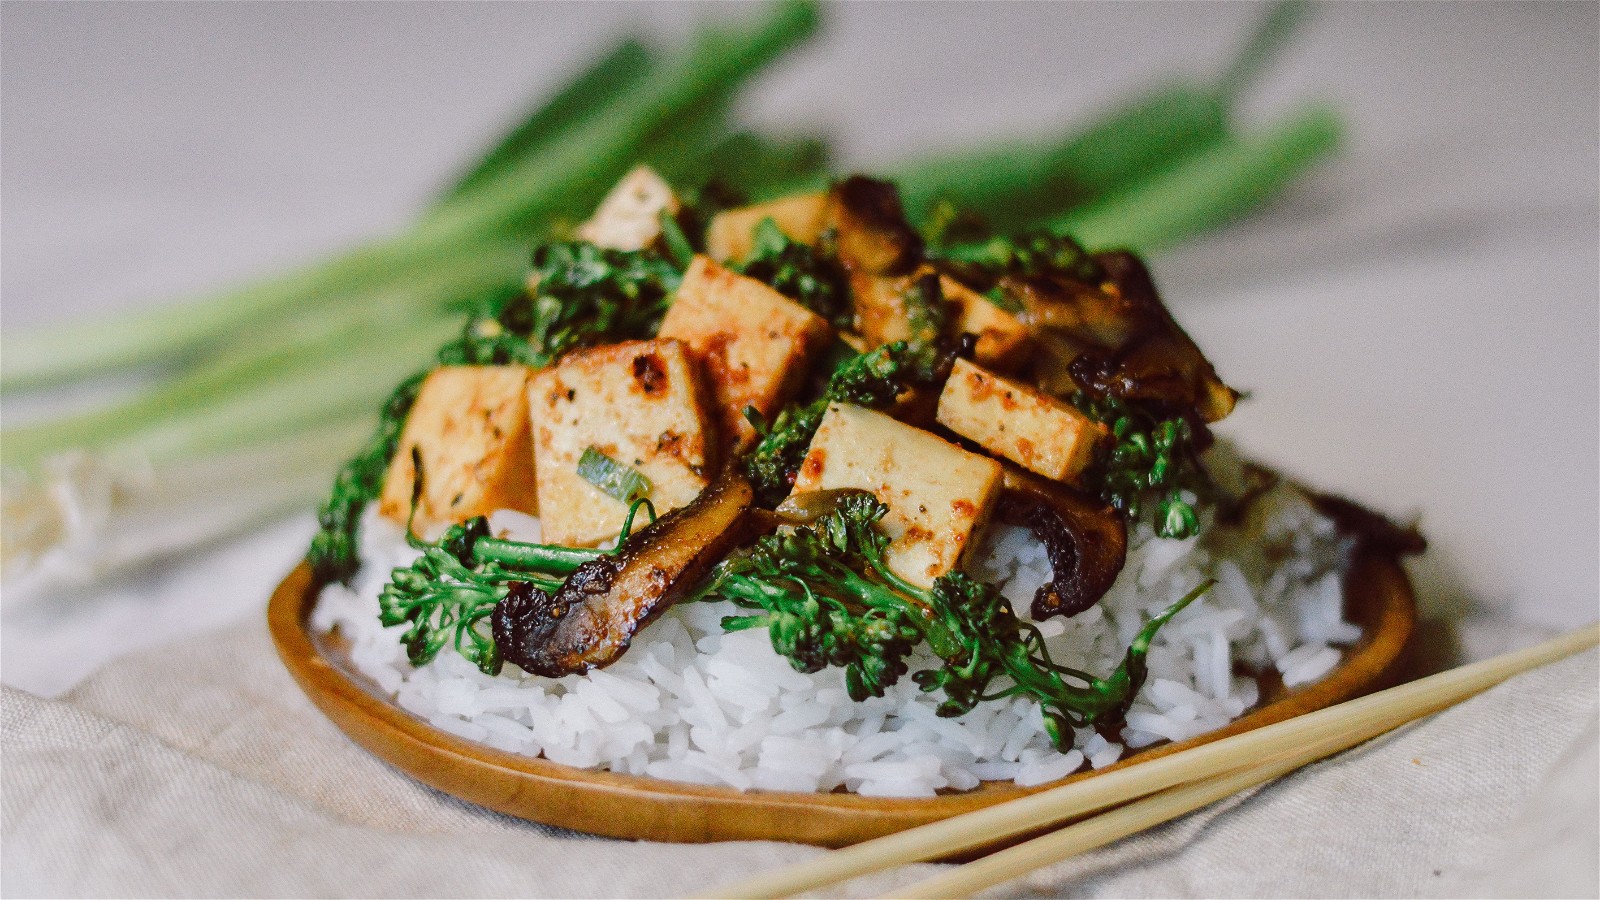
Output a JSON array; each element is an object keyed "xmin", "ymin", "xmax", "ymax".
[{"xmin": 269, "ymin": 551, "xmax": 1414, "ymax": 845}]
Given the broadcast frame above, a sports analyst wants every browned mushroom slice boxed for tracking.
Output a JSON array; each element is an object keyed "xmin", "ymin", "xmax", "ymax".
[
  {"xmin": 492, "ymin": 469, "xmax": 759, "ymax": 677},
  {"xmin": 1064, "ymin": 251, "xmax": 1239, "ymax": 423},
  {"xmin": 1006, "ymin": 273, "xmax": 1143, "ymax": 350},
  {"xmin": 828, "ymin": 175, "xmax": 923, "ymax": 276},
  {"xmin": 772, "ymin": 487, "xmax": 877, "ymax": 525},
  {"xmin": 995, "ymin": 465, "xmax": 1128, "ymax": 620}
]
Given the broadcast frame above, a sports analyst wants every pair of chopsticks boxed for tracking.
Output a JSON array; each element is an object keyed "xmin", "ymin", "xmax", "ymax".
[{"xmin": 703, "ymin": 623, "xmax": 1599, "ymax": 899}]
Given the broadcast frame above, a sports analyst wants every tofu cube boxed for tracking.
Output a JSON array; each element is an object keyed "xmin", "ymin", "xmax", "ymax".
[
  {"xmin": 936, "ymin": 358, "xmax": 1107, "ymax": 484},
  {"xmin": 941, "ymin": 277, "xmax": 1031, "ymax": 370},
  {"xmin": 577, "ymin": 165, "xmax": 680, "ymax": 252},
  {"xmin": 528, "ymin": 339, "xmax": 714, "ymax": 546},
  {"xmin": 791, "ymin": 403, "xmax": 1002, "ymax": 588},
  {"xmin": 848, "ymin": 271, "xmax": 916, "ymax": 348},
  {"xmin": 850, "ymin": 268, "xmax": 1030, "ymax": 370},
  {"xmin": 705, "ymin": 192, "xmax": 830, "ymax": 264},
  {"xmin": 379, "ymin": 366, "xmax": 539, "ymax": 537},
  {"xmin": 659, "ymin": 255, "xmax": 835, "ymax": 447}
]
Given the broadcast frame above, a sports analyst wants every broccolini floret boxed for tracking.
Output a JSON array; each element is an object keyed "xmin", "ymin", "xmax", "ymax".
[
  {"xmin": 701, "ymin": 492, "xmax": 1208, "ymax": 748},
  {"xmin": 379, "ymin": 492, "xmax": 655, "ymax": 675},
  {"xmin": 519, "ymin": 240, "xmax": 683, "ymax": 366},
  {"xmin": 937, "ymin": 229, "xmax": 1105, "ymax": 290},
  {"xmin": 737, "ymin": 218, "xmax": 852, "ymax": 329},
  {"xmin": 1075, "ymin": 396, "xmax": 1206, "ymax": 539},
  {"xmin": 308, "ymin": 238, "xmax": 683, "ymax": 584}
]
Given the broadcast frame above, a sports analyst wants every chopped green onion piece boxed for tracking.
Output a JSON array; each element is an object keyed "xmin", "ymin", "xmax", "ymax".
[
  {"xmin": 577, "ymin": 446, "xmax": 652, "ymax": 503},
  {"xmin": 658, "ymin": 209, "xmax": 696, "ymax": 270},
  {"xmin": 750, "ymin": 217, "xmax": 788, "ymax": 258}
]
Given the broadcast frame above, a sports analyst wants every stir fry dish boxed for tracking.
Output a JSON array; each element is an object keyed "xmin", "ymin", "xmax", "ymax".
[{"xmin": 311, "ymin": 163, "xmax": 1257, "ymax": 753}]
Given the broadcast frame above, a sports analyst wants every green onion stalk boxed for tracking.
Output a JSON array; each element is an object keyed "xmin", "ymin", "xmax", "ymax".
[
  {"xmin": 1057, "ymin": 104, "xmax": 1343, "ymax": 253},
  {"xmin": 0, "ymin": 0, "xmax": 822, "ymax": 390},
  {"xmin": 0, "ymin": 0, "xmax": 1342, "ymax": 595}
]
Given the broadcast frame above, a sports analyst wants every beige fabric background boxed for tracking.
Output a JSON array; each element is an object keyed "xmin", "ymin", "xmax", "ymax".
[{"xmin": 4, "ymin": 618, "xmax": 1595, "ymax": 898}]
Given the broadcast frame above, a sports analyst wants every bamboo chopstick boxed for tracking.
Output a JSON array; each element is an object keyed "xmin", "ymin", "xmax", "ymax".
[
  {"xmin": 703, "ymin": 623, "xmax": 1598, "ymax": 899},
  {"xmin": 885, "ymin": 746, "xmax": 1311, "ymax": 899}
]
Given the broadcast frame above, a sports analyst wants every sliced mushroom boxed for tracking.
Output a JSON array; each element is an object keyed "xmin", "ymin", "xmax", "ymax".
[
  {"xmin": 828, "ymin": 176, "xmax": 923, "ymax": 276},
  {"xmin": 1063, "ymin": 251, "xmax": 1238, "ymax": 423},
  {"xmin": 493, "ymin": 469, "xmax": 759, "ymax": 677},
  {"xmin": 772, "ymin": 487, "xmax": 876, "ymax": 525},
  {"xmin": 996, "ymin": 465, "xmax": 1128, "ymax": 620},
  {"xmin": 1010, "ymin": 250, "xmax": 1237, "ymax": 424},
  {"xmin": 1007, "ymin": 273, "xmax": 1142, "ymax": 350}
]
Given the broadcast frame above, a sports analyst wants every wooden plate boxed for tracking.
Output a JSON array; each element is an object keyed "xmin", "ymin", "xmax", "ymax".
[{"xmin": 269, "ymin": 550, "xmax": 1414, "ymax": 848}]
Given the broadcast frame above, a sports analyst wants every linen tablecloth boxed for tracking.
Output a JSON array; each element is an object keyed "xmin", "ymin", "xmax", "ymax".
[{"xmin": 4, "ymin": 619, "xmax": 1595, "ymax": 897}]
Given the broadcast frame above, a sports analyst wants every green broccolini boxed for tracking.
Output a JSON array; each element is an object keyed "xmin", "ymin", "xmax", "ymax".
[
  {"xmin": 433, "ymin": 285, "xmax": 543, "ymax": 367},
  {"xmin": 307, "ymin": 373, "xmax": 428, "ymax": 584},
  {"xmin": 713, "ymin": 518, "xmax": 922, "ymax": 703},
  {"xmin": 437, "ymin": 238, "xmax": 683, "ymax": 369},
  {"xmin": 1076, "ymin": 396, "xmax": 1205, "ymax": 539},
  {"xmin": 701, "ymin": 493, "xmax": 1208, "ymax": 747},
  {"xmin": 519, "ymin": 240, "xmax": 684, "ymax": 366},
  {"xmin": 737, "ymin": 218, "xmax": 853, "ymax": 329},
  {"xmin": 818, "ymin": 340, "xmax": 919, "ymax": 408},
  {"xmin": 310, "ymin": 237, "xmax": 683, "ymax": 584},
  {"xmin": 741, "ymin": 341, "xmax": 923, "ymax": 506},
  {"xmin": 935, "ymin": 229, "xmax": 1105, "ymax": 297},
  {"xmin": 379, "ymin": 492, "xmax": 656, "ymax": 675}
]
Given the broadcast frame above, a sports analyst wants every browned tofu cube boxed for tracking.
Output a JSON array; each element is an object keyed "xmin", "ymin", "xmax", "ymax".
[
  {"xmin": 791, "ymin": 403, "xmax": 1003, "ymax": 588},
  {"xmin": 378, "ymin": 365, "xmax": 539, "ymax": 537},
  {"xmin": 850, "ymin": 268, "xmax": 1030, "ymax": 370},
  {"xmin": 941, "ymin": 277, "xmax": 1031, "ymax": 371},
  {"xmin": 705, "ymin": 192, "xmax": 830, "ymax": 264},
  {"xmin": 848, "ymin": 270, "xmax": 916, "ymax": 349},
  {"xmin": 658, "ymin": 255, "xmax": 835, "ymax": 448},
  {"xmin": 577, "ymin": 165, "xmax": 680, "ymax": 252},
  {"xmin": 936, "ymin": 358, "xmax": 1107, "ymax": 485},
  {"xmin": 528, "ymin": 339, "xmax": 714, "ymax": 546}
]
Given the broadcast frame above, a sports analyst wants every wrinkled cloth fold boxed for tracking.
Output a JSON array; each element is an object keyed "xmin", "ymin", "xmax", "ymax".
[{"xmin": 3, "ymin": 619, "xmax": 1596, "ymax": 898}]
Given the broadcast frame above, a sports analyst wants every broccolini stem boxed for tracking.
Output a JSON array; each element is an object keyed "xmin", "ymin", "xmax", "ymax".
[
  {"xmin": 704, "ymin": 494, "xmax": 1208, "ymax": 749},
  {"xmin": 1011, "ymin": 579, "xmax": 1213, "ymax": 727},
  {"xmin": 832, "ymin": 564, "xmax": 964, "ymax": 662},
  {"xmin": 471, "ymin": 497, "xmax": 652, "ymax": 573},
  {"xmin": 471, "ymin": 539, "xmax": 601, "ymax": 576}
]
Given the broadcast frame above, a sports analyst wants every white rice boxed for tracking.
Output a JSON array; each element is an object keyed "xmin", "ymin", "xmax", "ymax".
[{"xmin": 313, "ymin": 448, "xmax": 1361, "ymax": 796}]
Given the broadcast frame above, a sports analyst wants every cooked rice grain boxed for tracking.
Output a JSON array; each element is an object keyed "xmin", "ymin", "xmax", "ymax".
[{"xmin": 313, "ymin": 453, "xmax": 1358, "ymax": 796}]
